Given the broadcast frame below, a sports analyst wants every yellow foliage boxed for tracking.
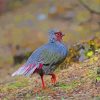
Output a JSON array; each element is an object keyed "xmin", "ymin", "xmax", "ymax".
[
  {"xmin": 93, "ymin": 56, "xmax": 98, "ymax": 61},
  {"xmin": 88, "ymin": 40, "xmax": 95, "ymax": 45},
  {"xmin": 86, "ymin": 51, "xmax": 94, "ymax": 57},
  {"xmin": 65, "ymin": 47, "xmax": 79, "ymax": 64},
  {"xmin": 88, "ymin": 36, "xmax": 100, "ymax": 48}
]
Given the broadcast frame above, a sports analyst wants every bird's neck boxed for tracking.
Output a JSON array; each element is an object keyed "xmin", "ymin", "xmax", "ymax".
[
  {"xmin": 49, "ymin": 37, "xmax": 63, "ymax": 43},
  {"xmin": 49, "ymin": 39, "xmax": 62, "ymax": 43}
]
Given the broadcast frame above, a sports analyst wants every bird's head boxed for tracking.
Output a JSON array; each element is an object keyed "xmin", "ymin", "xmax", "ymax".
[{"xmin": 48, "ymin": 29, "xmax": 64, "ymax": 42}]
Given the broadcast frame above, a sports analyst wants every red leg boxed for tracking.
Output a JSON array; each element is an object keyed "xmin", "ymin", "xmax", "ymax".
[
  {"xmin": 50, "ymin": 74, "xmax": 57, "ymax": 84},
  {"xmin": 41, "ymin": 75, "xmax": 46, "ymax": 89}
]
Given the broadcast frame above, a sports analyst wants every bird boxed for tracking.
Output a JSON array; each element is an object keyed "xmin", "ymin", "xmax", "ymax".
[{"xmin": 12, "ymin": 29, "xmax": 68, "ymax": 88}]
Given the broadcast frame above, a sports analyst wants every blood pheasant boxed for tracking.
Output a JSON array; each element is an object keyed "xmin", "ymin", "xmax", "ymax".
[{"xmin": 12, "ymin": 29, "xmax": 68, "ymax": 88}]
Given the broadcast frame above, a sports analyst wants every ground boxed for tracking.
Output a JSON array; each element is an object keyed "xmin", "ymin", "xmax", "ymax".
[{"xmin": 0, "ymin": 54, "xmax": 100, "ymax": 100}]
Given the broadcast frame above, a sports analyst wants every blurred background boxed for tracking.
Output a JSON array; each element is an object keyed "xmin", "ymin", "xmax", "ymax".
[{"xmin": 0, "ymin": 0, "xmax": 100, "ymax": 81}]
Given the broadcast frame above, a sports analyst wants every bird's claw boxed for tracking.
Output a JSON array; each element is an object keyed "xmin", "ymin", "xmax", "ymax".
[{"xmin": 51, "ymin": 77, "xmax": 56, "ymax": 85}]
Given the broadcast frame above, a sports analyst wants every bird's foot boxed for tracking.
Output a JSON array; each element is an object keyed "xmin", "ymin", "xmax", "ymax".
[
  {"xmin": 42, "ymin": 85, "xmax": 46, "ymax": 89},
  {"xmin": 51, "ymin": 77, "xmax": 56, "ymax": 84},
  {"xmin": 50, "ymin": 74, "xmax": 57, "ymax": 85},
  {"xmin": 41, "ymin": 75, "xmax": 46, "ymax": 89}
]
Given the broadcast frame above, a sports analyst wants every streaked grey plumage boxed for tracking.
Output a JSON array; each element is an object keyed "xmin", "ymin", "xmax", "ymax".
[{"xmin": 12, "ymin": 29, "xmax": 68, "ymax": 77}]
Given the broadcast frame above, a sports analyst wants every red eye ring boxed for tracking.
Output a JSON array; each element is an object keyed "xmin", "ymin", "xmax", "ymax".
[{"xmin": 55, "ymin": 32, "xmax": 64, "ymax": 36}]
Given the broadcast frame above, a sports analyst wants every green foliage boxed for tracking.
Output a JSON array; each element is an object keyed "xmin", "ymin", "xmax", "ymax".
[
  {"xmin": 61, "ymin": 97, "xmax": 65, "ymax": 100},
  {"xmin": 0, "ymin": 78, "xmax": 29, "ymax": 92},
  {"xmin": 7, "ymin": 81, "xmax": 25, "ymax": 89},
  {"xmin": 3, "ymin": 98, "xmax": 8, "ymax": 100},
  {"xmin": 94, "ymin": 96, "xmax": 100, "ymax": 100},
  {"xmin": 36, "ymin": 96, "xmax": 44, "ymax": 100},
  {"xmin": 85, "ymin": 50, "xmax": 94, "ymax": 58},
  {"xmin": 57, "ymin": 81, "xmax": 79, "ymax": 90},
  {"xmin": 96, "ymin": 76, "xmax": 100, "ymax": 81}
]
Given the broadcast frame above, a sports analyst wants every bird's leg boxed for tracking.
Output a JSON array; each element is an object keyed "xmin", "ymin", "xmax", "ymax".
[
  {"xmin": 33, "ymin": 75, "xmax": 45, "ymax": 93},
  {"xmin": 41, "ymin": 75, "xmax": 46, "ymax": 89},
  {"xmin": 33, "ymin": 75, "xmax": 46, "ymax": 93},
  {"xmin": 50, "ymin": 73, "xmax": 56, "ymax": 84}
]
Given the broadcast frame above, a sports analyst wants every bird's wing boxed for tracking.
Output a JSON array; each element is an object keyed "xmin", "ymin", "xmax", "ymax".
[
  {"xmin": 27, "ymin": 42, "xmax": 66, "ymax": 65},
  {"xmin": 38, "ymin": 47, "xmax": 63, "ymax": 65},
  {"xmin": 12, "ymin": 43, "xmax": 66, "ymax": 76}
]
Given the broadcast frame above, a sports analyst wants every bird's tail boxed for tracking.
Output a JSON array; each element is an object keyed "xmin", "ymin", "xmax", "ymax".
[{"xmin": 12, "ymin": 63, "xmax": 38, "ymax": 77}]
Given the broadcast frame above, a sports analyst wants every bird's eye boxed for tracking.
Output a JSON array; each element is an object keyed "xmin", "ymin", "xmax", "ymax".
[{"xmin": 55, "ymin": 32, "xmax": 62, "ymax": 36}]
